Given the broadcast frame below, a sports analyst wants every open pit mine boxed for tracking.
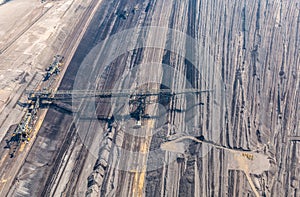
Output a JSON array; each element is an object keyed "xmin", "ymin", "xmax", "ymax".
[{"xmin": 0, "ymin": 0, "xmax": 299, "ymax": 196}]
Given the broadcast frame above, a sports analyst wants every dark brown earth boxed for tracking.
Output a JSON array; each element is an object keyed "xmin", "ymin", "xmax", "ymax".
[{"xmin": 2, "ymin": 0, "xmax": 300, "ymax": 196}]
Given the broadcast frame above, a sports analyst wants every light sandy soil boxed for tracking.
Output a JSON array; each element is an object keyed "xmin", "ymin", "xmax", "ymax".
[
  {"xmin": 0, "ymin": 0, "xmax": 91, "ymax": 142},
  {"xmin": 0, "ymin": 0, "xmax": 299, "ymax": 197},
  {"xmin": 0, "ymin": 0, "xmax": 102, "ymax": 196},
  {"xmin": 0, "ymin": 0, "xmax": 39, "ymax": 40}
]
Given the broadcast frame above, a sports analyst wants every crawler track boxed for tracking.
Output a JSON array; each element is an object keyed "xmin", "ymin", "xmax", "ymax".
[
  {"xmin": 2, "ymin": 0, "xmax": 299, "ymax": 197},
  {"xmin": 0, "ymin": 0, "xmax": 104, "ymax": 196}
]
